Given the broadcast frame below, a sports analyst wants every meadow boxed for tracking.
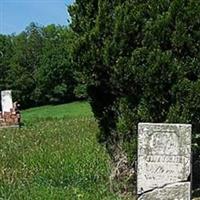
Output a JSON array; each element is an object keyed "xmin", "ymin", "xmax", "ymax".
[{"xmin": 0, "ymin": 101, "xmax": 121, "ymax": 200}]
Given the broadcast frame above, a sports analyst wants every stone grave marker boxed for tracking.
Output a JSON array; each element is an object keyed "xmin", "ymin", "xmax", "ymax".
[
  {"xmin": 1, "ymin": 90, "xmax": 13, "ymax": 113},
  {"xmin": 137, "ymin": 123, "xmax": 191, "ymax": 200}
]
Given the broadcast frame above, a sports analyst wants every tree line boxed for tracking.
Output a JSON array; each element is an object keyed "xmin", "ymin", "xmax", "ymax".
[{"xmin": 0, "ymin": 23, "xmax": 86, "ymax": 108}]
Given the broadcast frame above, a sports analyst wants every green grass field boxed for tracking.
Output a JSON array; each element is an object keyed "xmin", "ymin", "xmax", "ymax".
[{"xmin": 0, "ymin": 101, "xmax": 121, "ymax": 200}]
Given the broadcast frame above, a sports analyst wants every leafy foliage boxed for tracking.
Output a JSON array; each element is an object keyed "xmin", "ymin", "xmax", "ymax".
[{"xmin": 0, "ymin": 23, "xmax": 84, "ymax": 108}]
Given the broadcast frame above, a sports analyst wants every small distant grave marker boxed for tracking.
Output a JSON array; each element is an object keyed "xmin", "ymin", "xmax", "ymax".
[
  {"xmin": 0, "ymin": 90, "xmax": 20, "ymax": 128},
  {"xmin": 1, "ymin": 90, "xmax": 13, "ymax": 113},
  {"xmin": 137, "ymin": 123, "xmax": 191, "ymax": 200}
]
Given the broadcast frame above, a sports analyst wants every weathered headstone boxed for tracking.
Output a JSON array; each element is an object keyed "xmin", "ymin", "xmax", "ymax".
[
  {"xmin": 1, "ymin": 90, "xmax": 13, "ymax": 113},
  {"xmin": 137, "ymin": 123, "xmax": 191, "ymax": 200}
]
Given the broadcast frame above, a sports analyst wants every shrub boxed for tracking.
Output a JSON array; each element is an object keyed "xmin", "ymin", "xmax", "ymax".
[{"xmin": 69, "ymin": 0, "xmax": 200, "ymax": 193}]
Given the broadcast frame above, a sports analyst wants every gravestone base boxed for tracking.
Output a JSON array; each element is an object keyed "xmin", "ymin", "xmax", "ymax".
[
  {"xmin": 0, "ymin": 124, "xmax": 20, "ymax": 129},
  {"xmin": 138, "ymin": 182, "xmax": 191, "ymax": 200},
  {"xmin": 0, "ymin": 113, "xmax": 20, "ymax": 128}
]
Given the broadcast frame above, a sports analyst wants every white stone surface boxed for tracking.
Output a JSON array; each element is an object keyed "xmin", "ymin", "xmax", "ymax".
[
  {"xmin": 137, "ymin": 123, "xmax": 191, "ymax": 199},
  {"xmin": 1, "ymin": 90, "xmax": 13, "ymax": 113},
  {"xmin": 138, "ymin": 182, "xmax": 191, "ymax": 200}
]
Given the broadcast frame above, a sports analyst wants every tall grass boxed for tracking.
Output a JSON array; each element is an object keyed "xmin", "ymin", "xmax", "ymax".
[{"xmin": 0, "ymin": 101, "xmax": 120, "ymax": 199}]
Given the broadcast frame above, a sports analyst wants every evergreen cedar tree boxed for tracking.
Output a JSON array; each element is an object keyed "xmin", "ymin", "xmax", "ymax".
[{"xmin": 69, "ymin": 0, "xmax": 200, "ymax": 190}]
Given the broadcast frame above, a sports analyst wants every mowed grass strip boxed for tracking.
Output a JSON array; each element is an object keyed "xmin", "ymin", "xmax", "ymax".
[
  {"xmin": 22, "ymin": 101, "xmax": 93, "ymax": 122},
  {"xmin": 0, "ymin": 101, "xmax": 120, "ymax": 199}
]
